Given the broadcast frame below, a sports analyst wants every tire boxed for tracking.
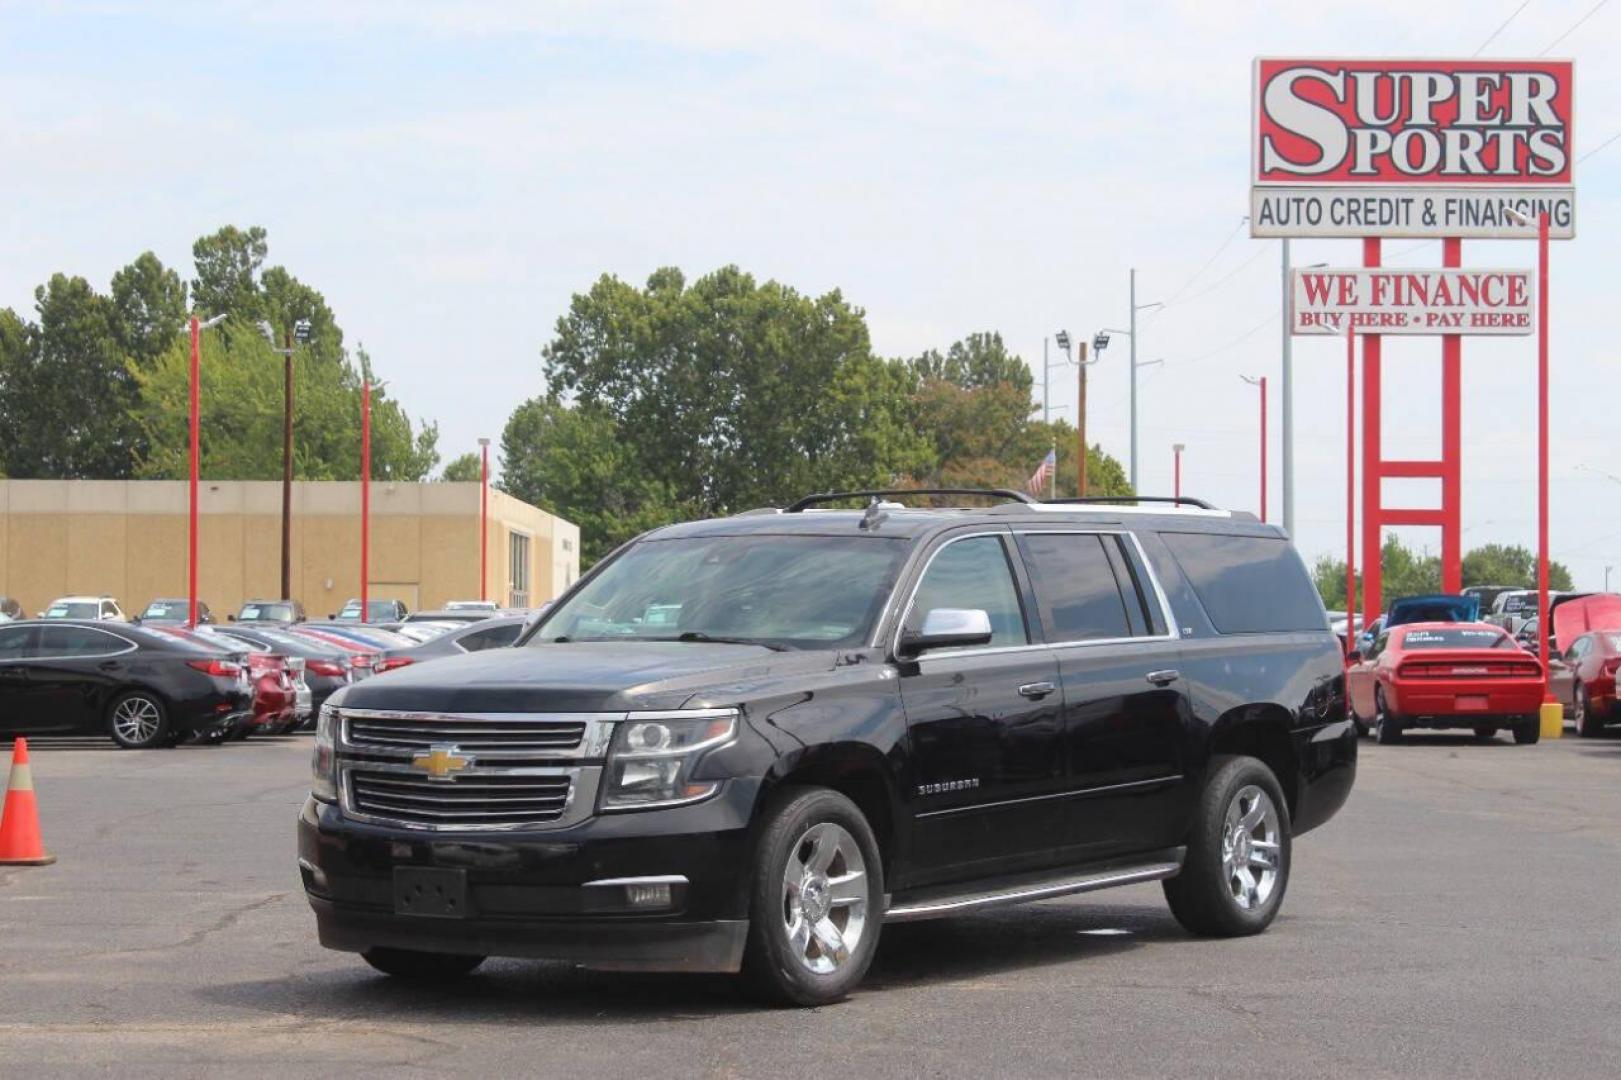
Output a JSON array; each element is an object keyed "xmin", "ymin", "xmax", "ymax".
[
  {"xmin": 1513, "ymin": 715, "xmax": 1541, "ymax": 745},
  {"xmin": 1373, "ymin": 687, "xmax": 1403, "ymax": 745},
  {"xmin": 1472, "ymin": 725, "xmax": 1498, "ymax": 741},
  {"xmin": 1574, "ymin": 686, "xmax": 1604, "ymax": 738},
  {"xmin": 1163, "ymin": 755, "xmax": 1292, "ymax": 938},
  {"xmin": 740, "ymin": 787, "xmax": 884, "ymax": 1007},
  {"xmin": 361, "ymin": 947, "xmax": 485, "ymax": 980},
  {"xmin": 106, "ymin": 690, "xmax": 171, "ymax": 750}
]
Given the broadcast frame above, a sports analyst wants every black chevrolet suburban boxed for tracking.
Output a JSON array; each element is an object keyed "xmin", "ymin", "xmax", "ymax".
[{"xmin": 299, "ymin": 490, "xmax": 1356, "ymax": 1005}]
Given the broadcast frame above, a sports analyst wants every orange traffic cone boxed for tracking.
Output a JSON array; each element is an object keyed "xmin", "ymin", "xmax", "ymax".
[{"xmin": 0, "ymin": 738, "xmax": 55, "ymax": 865}]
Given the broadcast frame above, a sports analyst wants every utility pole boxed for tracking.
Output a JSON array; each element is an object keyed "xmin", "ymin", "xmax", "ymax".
[
  {"xmin": 1077, "ymin": 340, "xmax": 1089, "ymax": 497},
  {"xmin": 1042, "ymin": 337, "xmax": 1050, "ymax": 425},
  {"xmin": 1281, "ymin": 238, "xmax": 1295, "ymax": 537},
  {"xmin": 1129, "ymin": 269, "xmax": 1138, "ymax": 490}
]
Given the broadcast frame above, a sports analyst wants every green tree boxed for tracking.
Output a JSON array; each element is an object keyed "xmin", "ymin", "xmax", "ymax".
[
  {"xmin": 439, "ymin": 452, "xmax": 482, "ymax": 482},
  {"xmin": 1463, "ymin": 542, "xmax": 1573, "ymax": 591},
  {"xmin": 0, "ymin": 274, "xmax": 145, "ymax": 478},
  {"xmin": 190, "ymin": 226, "xmax": 268, "ymax": 323},
  {"xmin": 110, "ymin": 252, "xmax": 188, "ymax": 366},
  {"xmin": 1312, "ymin": 538, "xmax": 1573, "ymax": 610},
  {"xmin": 500, "ymin": 397, "xmax": 685, "ymax": 563},
  {"xmin": 131, "ymin": 323, "xmax": 438, "ymax": 481},
  {"xmin": 542, "ymin": 266, "xmax": 931, "ymax": 516}
]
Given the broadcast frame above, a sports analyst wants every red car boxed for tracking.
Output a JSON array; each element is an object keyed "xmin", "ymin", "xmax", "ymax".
[
  {"xmin": 150, "ymin": 627, "xmax": 296, "ymax": 737},
  {"xmin": 1348, "ymin": 621, "xmax": 1544, "ymax": 745},
  {"xmin": 1551, "ymin": 630, "xmax": 1621, "ymax": 738}
]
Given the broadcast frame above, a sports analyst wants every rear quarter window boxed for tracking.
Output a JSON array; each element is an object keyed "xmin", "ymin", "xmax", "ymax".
[{"xmin": 1161, "ymin": 532, "xmax": 1325, "ymax": 634}]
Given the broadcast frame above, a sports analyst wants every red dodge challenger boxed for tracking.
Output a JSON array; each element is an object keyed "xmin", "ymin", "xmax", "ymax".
[{"xmin": 1347, "ymin": 622, "xmax": 1544, "ymax": 745}]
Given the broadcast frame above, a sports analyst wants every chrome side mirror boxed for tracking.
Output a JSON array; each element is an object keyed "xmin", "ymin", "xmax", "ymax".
[{"xmin": 901, "ymin": 608, "xmax": 994, "ymax": 656}]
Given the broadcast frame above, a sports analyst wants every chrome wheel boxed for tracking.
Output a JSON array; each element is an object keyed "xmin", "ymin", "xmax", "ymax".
[
  {"xmin": 112, "ymin": 695, "xmax": 162, "ymax": 745},
  {"xmin": 1221, "ymin": 785, "xmax": 1281, "ymax": 912},
  {"xmin": 781, "ymin": 821, "xmax": 869, "ymax": 976}
]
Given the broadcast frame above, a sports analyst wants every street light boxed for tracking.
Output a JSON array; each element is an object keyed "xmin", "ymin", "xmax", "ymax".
[
  {"xmin": 1172, "ymin": 443, "xmax": 1186, "ymax": 504},
  {"xmin": 478, "ymin": 437, "xmax": 491, "ymax": 603},
  {"xmin": 1240, "ymin": 374, "xmax": 1268, "ymax": 522},
  {"xmin": 360, "ymin": 378, "xmax": 387, "ymax": 623},
  {"xmin": 260, "ymin": 318, "xmax": 314, "ymax": 602},
  {"xmin": 181, "ymin": 313, "xmax": 227, "ymax": 629},
  {"xmin": 1097, "ymin": 270, "xmax": 1163, "ymax": 492}
]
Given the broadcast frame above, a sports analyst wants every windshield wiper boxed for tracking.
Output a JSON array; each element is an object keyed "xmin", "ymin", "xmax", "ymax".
[{"xmin": 672, "ymin": 632, "xmax": 788, "ymax": 652}]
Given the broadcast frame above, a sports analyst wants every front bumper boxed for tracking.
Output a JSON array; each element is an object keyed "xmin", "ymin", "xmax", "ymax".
[{"xmin": 298, "ymin": 780, "xmax": 760, "ymax": 973}]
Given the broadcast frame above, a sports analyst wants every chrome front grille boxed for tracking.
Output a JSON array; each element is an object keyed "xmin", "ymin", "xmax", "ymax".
[
  {"xmin": 339, "ymin": 709, "xmax": 616, "ymax": 759},
  {"xmin": 333, "ymin": 708, "xmax": 615, "ymax": 831},
  {"xmin": 347, "ymin": 715, "xmax": 586, "ymax": 754},
  {"xmin": 347, "ymin": 768, "xmax": 577, "ymax": 827}
]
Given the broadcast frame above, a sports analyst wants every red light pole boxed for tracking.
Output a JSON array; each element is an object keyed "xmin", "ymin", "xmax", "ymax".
[
  {"xmin": 1172, "ymin": 443, "xmax": 1185, "ymax": 504},
  {"xmin": 183, "ymin": 314, "xmax": 226, "ymax": 629},
  {"xmin": 1533, "ymin": 211, "xmax": 1552, "ymax": 704},
  {"xmin": 1240, "ymin": 375, "xmax": 1267, "ymax": 522},
  {"xmin": 478, "ymin": 437, "xmax": 491, "ymax": 603},
  {"xmin": 188, "ymin": 317, "xmax": 200, "ymax": 630},
  {"xmin": 360, "ymin": 380, "xmax": 372, "ymax": 621}
]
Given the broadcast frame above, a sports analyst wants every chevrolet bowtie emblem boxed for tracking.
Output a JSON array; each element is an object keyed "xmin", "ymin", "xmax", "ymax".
[{"xmin": 412, "ymin": 745, "xmax": 472, "ymax": 779}]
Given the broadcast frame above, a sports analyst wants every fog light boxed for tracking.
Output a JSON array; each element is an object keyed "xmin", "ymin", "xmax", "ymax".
[{"xmin": 625, "ymin": 882, "xmax": 672, "ymax": 908}]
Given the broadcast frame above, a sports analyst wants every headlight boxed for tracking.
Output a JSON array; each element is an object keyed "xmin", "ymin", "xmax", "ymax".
[
  {"xmin": 601, "ymin": 710, "xmax": 737, "ymax": 811},
  {"xmin": 311, "ymin": 704, "xmax": 338, "ymax": 802}
]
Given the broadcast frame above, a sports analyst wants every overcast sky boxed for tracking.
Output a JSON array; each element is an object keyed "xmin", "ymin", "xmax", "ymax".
[{"xmin": 3, "ymin": 1, "xmax": 1618, "ymax": 587}]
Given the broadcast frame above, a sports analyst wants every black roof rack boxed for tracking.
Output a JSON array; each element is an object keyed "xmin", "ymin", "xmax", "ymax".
[
  {"xmin": 786, "ymin": 488, "xmax": 1035, "ymax": 513},
  {"xmin": 1041, "ymin": 495, "xmax": 1217, "ymax": 510}
]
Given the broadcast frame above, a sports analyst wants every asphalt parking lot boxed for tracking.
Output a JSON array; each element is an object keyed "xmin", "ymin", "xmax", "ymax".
[{"xmin": 1, "ymin": 731, "xmax": 1618, "ymax": 1078}]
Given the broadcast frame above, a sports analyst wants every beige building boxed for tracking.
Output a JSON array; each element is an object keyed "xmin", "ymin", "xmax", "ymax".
[{"xmin": 0, "ymin": 479, "xmax": 579, "ymax": 619}]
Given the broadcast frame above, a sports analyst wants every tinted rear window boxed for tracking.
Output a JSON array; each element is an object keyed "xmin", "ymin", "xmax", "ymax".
[
  {"xmin": 1015, "ymin": 533, "xmax": 1137, "ymax": 642},
  {"xmin": 1161, "ymin": 532, "xmax": 1324, "ymax": 634},
  {"xmin": 1402, "ymin": 627, "xmax": 1513, "ymax": 649}
]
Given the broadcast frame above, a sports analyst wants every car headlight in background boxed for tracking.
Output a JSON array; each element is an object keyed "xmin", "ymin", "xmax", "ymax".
[
  {"xmin": 601, "ymin": 709, "xmax": 737, "ymax": 810},
  {"xmin": 311, "ymin": 704, "xmax": 338, "ymax": 802}
]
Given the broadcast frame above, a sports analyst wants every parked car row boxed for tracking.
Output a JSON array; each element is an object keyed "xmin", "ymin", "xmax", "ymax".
[
  {"xmin": 0, "ymin": 598, "xmax": 543, "ymax": 748},
  {"xmin": 1345, "ymin": 589, "xmax": 1621, "ymax": 743}
]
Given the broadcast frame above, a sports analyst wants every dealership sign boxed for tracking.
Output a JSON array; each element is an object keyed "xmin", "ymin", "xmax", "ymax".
[
  {"xmin": 1290, "ymin": 268, "xmax": 1534, "ymax": 335},
  {"xmin": 1252, "ymin": 59, "xmax": 1575, "ymax": 238}
]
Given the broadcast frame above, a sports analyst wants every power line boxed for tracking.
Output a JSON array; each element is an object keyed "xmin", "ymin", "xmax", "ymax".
[
  {"xmin": 1172, "ymin": 309, "xmax": 1281, "ymax": 368},
  {"xmin": 1173, "ymin": 241, "xmax": 1275, "ymax": 305},
  {"xmin": 1150, "ymin": 216, "xmax": 1250, "ymax": 318},
  {"xmin": 1473, "ymin": 0, "xmax": 1533, "ymax": 55},
  {"xmin": 1540, "ymin": 0, "xmax": 1609, "ymax": 54},
  {"xmin": 1578, "ymin": 129, "xmax": 1621, "ymax": 164}
]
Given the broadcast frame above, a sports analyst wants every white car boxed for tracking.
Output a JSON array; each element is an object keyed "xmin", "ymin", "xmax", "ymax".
[
  {"xmin": 41, "ymin": 595, "xmax": 126, "ymax": 621},
  {"xmin": 443, "ymin": 599, "xmax": 499, "ymax": 612}
]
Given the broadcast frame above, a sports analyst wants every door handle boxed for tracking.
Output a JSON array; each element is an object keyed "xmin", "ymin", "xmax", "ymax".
[
  {"xmin": 98, "ymin": 661, "xmax": 122, "ymax": 672},
  {"xmin": 1017, "ymin": 681, "xmax": 1056, "ymax": 699},
  {"xmin": 1146, "ymin": 669, "xmax": 1181, "ymax": 686}
]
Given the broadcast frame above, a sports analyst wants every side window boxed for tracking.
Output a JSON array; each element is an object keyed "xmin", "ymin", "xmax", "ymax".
[
  {"xmin": 460, "ymin": 624, "xmax": 521, "ymax": 652},
  {"xmin": 1367, "ymin": 632, "xmax": 1390, "ymax": 660},
  {"xmin": 1015, "ymin": 533, "xmax": 1137, "ymax": 642},
  {"xmin": 0, "ymin": 626, "xmax": 35, "ymax": 660},
  {"xmin": 1567, "ymin": 635, "xmax": 1589, "ymax": 661},
  {"xmin": 37, "ymin": 627, "xmax": 126, "ymax": 658},
  {"xmin": 1160, "ymin": 532, "xmax": 1325, "ymax": 634},
  {"xmin": 101, "ymin": 602, "xmax": 116, "ymax": 619},
  {"xmin": 906, "ymin": 535, "xmax": 1028, "ymax": 648}
]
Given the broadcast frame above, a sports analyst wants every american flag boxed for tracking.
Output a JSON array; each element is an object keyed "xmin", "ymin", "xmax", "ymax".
[{"xmin": 1026, "ymin": 449, "xmax": 1057, "ymax": 496}]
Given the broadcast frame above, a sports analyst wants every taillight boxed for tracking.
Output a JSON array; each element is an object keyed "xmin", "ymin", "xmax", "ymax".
[
  {"xmin": 1602, "ymin": 659, "xmax": 1621, "ymax": 677},
  {"xmin": 187, "ymin": 658, "xmax": 242, "ymax": 678},
  {"xmin": 373, "ymin": 657, "xmax": 414, "ymax": 674},
  {"xmin": 305, "ymin": 659, "xmax": 345, "ymax": 677},
  {"xmin": 351, "ymin": 653, "xmax": 375, "ymax": 670}
]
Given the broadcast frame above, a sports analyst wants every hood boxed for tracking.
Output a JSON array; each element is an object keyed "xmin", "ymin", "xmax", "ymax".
[
  {"xmin": 1386, "ymin": 594, "xmax": 1479, "ymax": 628},
  {"xmin": 329, "ymin": 640, "xmax": 839, "ymax": 714},
  {"xmin": 1552, "ymin": 593, "xmax": 1619, "ymax": 647}
]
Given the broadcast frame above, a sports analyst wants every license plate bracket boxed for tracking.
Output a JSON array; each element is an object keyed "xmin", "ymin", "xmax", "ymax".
[{"xmin": 393, "ymin": 867, "xmax": 469, "ymax": 918}]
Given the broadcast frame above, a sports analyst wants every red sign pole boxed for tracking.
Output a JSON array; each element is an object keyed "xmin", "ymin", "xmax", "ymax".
[
  {"xmin": 1441, "ymin": 238, "xmax": 1464, "ymax": 593},
  {"xmin": 1345, "ymin": 323, "xmax": 1356, "ymax": 659},
  {"xmin": 188, "ymin": 316, "xmax": 201, "ymax": 630},
  {"xmin": 1360, "ymin": 238, "xmax": 1383, "ymax": 636},
  {"xmin": 1537, "ymin": 212, "xmax": 1551, "ymax": 700},
  {"xmin": 1173, "ymin": 445, "xmax": 1183, "ymax": 504},
  {"xmin": 360, "ymin": 381, "xmax": 371, "ymax": 621}
]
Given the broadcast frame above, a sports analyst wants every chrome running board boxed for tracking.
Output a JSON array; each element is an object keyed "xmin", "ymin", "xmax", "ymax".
[{"xmin": 884, "ymin": 853, "xmax": 1183, "ymax": 923}]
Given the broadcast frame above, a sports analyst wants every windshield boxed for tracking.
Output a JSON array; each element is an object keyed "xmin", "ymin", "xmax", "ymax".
[
  {"xmin": 142, "ymin": 601, "xmax": 185, "ymax": 619},
  {"xmin": 1402, "ymin": 627, "xmax": 1514, "ymax": 650},
  {"xmin": 240, "ymin": 603, "xmax": 293, "ymax": 622},
  {"xmin": 533, "ymin": 534, "xmax": 909, "ymax": 650},
  {"xmin": 46, "ymin": 601, "xmax": 99, "ymax": 619}
]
